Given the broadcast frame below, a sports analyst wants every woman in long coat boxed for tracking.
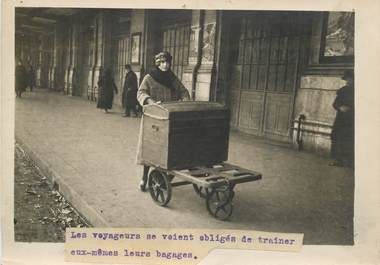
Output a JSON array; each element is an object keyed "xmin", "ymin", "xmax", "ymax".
[
  {"xmin": 97, "ymin": 68, "xmax": 118, "ymax": 113},
  {"xmin": 330, "ymin": 70, "xmax": 354, "ymax": 168},
  {"xmin": 136, "ymin": 51, "xmax": 190, "ymax": 191},
  {"xmin": 27, "ymin": 62, "xmax": 36, "ymax": 92},
  {"xmin": 15, "ymin": 60, "xmax": 28, "ymax": 98}
]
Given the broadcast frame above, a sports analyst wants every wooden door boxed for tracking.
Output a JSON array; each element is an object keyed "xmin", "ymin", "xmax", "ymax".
[
  {"xmin": 229, "ymin": 12, "xmax": 310, "ymax": 141},
  {"xmin": 114, "ymin": 37, "xmax": 129, "ymax": 88}
]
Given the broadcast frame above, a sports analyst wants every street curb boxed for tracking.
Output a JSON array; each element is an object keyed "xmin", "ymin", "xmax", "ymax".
[{"xmin": 15, "ymin": 135, "xmax": 110, "ymax": 228}]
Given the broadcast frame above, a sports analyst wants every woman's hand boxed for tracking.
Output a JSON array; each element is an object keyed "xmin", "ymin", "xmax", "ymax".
[
  {"xmin": 145, "ymin": 98, "xmax": 156, "ymax": 105},
  {"xmin": 339, "ymin": 106, "xmax": 350, "ymax": 112}
]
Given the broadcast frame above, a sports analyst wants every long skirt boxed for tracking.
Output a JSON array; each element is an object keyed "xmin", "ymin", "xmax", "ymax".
[
  {"xmin": 97, "ymin": 87, "xmax": 114, "ymax": 109},
  {"xmin": 135, "ymin": 115, "xmax": 144, "ymax": 165}
]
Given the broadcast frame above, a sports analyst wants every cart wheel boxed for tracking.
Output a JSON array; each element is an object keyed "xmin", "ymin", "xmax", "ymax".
[
  {"xmin": 206, "ymin": 186, "xmax": 234, "ymax": 221},
  {"xmin": 193, "ymin": 184, "xmax": 212, "ymax": 199},
  {"xmin": 148, "ymin": 170, "xmax": 172, "ymax": 206}
]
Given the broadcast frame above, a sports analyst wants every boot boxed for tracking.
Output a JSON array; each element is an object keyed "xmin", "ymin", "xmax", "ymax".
[
  {"xmin": 139, "ymin": 180, "xmax": 147, "ymax": 192},
  {"xmin": 138, "ymin": 166, "xmax": 149, "ymax": 192}
]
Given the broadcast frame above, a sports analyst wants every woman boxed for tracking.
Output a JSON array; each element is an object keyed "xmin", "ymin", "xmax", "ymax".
[
  {"xmin": 136, "ymin": 51, "xmax": 190, "ymax": 191},
  {"xmin": 330, "ymin": 70, "xmax": 354, "ymax": 168},
  {"xmin": 15, "ymin": 60, "xmax": 28, "ymax": 98},
  {"xmin": 27, "ymin": 62, "xmax": 36, "ymax": 92},
  {"xmin": 97, "ymin": 68, "xmax": 118, "ymax": 113}
]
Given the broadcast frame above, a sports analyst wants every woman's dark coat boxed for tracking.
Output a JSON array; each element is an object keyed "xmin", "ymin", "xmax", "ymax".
[
  {"xmin": 15, "ymin": 64, "xmax": 28, "ymax": 93},
  {"xmin": 330, "ymin": 84, "xmax": 354, "ymax": 164},
  {"xmin": 28, "ymin": 66, "xmax": 36, "ymax": 87},
  {"xmin": 97, "ymin": 71, "xmax": 118, "ymax": 110},
  {"xmin": 122, "ymin": 71, "xmax": 138, "ymax": 109}
]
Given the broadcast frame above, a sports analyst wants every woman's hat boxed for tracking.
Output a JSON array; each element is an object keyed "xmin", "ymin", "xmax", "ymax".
[
  {"xmin": 155, "ymin": 51, "xmax": 172, "ymax": 66},
  {"xmin": 342, "ymin": 69, "xmax": 354, "ymax": 81}
]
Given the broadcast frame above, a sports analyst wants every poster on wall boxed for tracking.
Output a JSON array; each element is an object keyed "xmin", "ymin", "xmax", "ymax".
[
  {"xmin": 131, "ymin": 32, "xmax": 141, "ymax": 64},
  {"xmin": 202, "ymin": 23, "xmax": 216, "ymax": 63},
  {"xmin": 321, "ymin": 12, "xmax": 354, "ymax": 62}
]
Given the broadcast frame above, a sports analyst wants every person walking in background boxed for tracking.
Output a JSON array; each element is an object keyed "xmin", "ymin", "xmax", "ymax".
[
  {"xmin": 122, "ymin": 64, "xmax": 139, "ymax": 117},
  {"xmin": 96, "ymin": 68, "xmax": 118, "ymax": 113},
  {"xmin": 329, "ymin": 69, "xmax": 354, "ymax": 168},
  {"xmin": 27, "ymin": 62, "xmax": 36, "ymax": 92},
  {"xmin": 136, "ymin": 51, "xmax": 190, "ymax": 191},
  {"xmin": 15, "ymin": 60, "xmax": 28, "ymax": 98}
]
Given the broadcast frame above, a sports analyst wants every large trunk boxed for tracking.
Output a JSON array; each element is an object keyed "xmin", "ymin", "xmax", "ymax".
[{"xmin": 141, "ymin": 101, "xmax": 230, "ymax": 170}]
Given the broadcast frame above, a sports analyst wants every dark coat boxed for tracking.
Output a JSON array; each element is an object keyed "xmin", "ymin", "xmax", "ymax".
[
  {"xmin": 122, "ymin": 71, "xmax": 138, "ymax": 109},
  {"xmin": 28, "ymin": 66, "xmax": 36, "ymax": 87},
  {"xmin": 330, "ymin": 84, "xmax": 354, "ymax": 164},
  {"xmin": 15, "ymin": 64, "xmax": 28, "ymax": 92},
  {"xmin": 97, "ymin": 72, "xmax": 118, "ymax": 110},
  {"xmin": 331, "ymin": 84, "xmax": 354, "ymax": 141}
]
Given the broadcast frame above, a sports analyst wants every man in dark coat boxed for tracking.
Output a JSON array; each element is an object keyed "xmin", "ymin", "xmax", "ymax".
[
  {"xmin": 122, "ymin": 64, "xmax": 139, "ymax": 117},
  {"xmin": 15, "ymin": 60, "xmax": 28, "ymax": 98},
  {"xmin": 330, "ymin": 70, "xmax": 354, "ymax": 168}
]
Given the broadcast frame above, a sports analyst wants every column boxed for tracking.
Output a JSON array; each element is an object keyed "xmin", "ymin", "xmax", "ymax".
[
  {"xmin": 130, "ymin": 9, "xmax": 146, "ymax": 83},
  {"xmin": 36, "ymin": 35, "xmax": 43, "ymax": 87},
  {"xmin": 67, "ymin": 23, "xmax": 77, "ymax": 95},
  {"xmin": 86, "ymin": 11, "xmax": 113, "ymax": 101},
  {"xmin": 48, "ymin": 33, "xmax": 55, "ymax": 90},
  {"xmin": 196, "ymin": 10, "xmax": 218, "ymax": 101},
  {"xmin": 87, "ymin": 23, "xmax": 96, "ymax": 100},
  {"xmin": 184, "ymin": 10, "xmax": 219, "ymax": 101},
  {"xmin": 63, "ymin": 25, "xmax": 72, "ymax": 94}
]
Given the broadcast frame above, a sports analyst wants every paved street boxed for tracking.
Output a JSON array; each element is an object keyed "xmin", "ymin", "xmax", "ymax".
[{"xmin": 15, "ymin": 89, "xmax": 354, "ymax": 245}]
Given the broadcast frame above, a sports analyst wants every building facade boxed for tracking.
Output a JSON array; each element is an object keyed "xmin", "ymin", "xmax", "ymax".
[{"xmin": 15, "ymin": 8, "xmax": 354, "ymax": 156}]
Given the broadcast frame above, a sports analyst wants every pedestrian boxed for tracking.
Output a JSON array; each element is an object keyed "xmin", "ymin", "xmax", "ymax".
[
  {"xmin": 96, "ymin": 68, "xmax": 118, "ymax": 113},
  {"xmin": 122, "ymin": 64, "xmax": 139, "ymax": 117},
  {"xmin": 329, "ymin": 69, "xmax": 354, "ymax": 168},
  {"xmin": 15, "ymin": 60, "xmax": 28, "ymax": 98},
  {"xmin": 136, "ymin": 51, "xmax": 190, "ymax": 191},
  {"xmin": 27, "ymin": 62, "xmax": 36, "ymax": 92}
]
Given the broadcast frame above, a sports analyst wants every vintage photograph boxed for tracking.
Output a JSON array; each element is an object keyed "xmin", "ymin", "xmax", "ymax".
[{"xmin": 14, "ymin": 7, "xmax": 355, "ymax": 246}]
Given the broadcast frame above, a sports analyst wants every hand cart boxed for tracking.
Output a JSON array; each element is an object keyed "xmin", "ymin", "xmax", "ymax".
[
  {"xmin": 139, "ymin": 101, "xmax": 262, "ymax": 221},
  {"xmin": 144, "ymin": 161, "xmax": 262, "ymax": 221}
]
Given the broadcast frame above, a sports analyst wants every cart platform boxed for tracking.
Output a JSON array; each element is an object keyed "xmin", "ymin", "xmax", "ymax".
[
  {"xmin": 145, "ymin": 162, "xmax": 262, "ymax": 220},
  {"xmin": 169, "ymin": 163, "xmax": 261, "ymax": 188}
]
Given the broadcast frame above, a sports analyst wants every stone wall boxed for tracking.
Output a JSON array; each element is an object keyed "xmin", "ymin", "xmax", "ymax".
[
  {"xmin": 130, "ymin": 9, "xmax": 145, "ymax": 83},
  {"xmin": 293, "ymin": 75, "xmax": 346, "ymax": 155}
]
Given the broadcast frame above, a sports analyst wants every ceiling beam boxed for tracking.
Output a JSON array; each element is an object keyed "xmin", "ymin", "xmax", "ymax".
[
  {"xmin": 15, "ymin": 7, "xmax": 79, "ymax": 21},
  {"xmin": 16, "ymin": 16, "xmax": 56, "ymax": 28}
]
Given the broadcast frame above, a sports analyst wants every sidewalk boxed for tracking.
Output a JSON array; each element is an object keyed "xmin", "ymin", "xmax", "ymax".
[{"xmin": 15, "ymin": 89, "xmax": 354, "ymax": 245}]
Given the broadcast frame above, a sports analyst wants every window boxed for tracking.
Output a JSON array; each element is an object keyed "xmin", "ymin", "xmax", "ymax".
[{"xmin": 162, "ymin": 24, "xmax": 190, "ymax": 80}]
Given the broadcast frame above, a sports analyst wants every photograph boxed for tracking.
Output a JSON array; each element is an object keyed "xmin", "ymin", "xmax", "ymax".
[
  {"xmin": 13, "ymin": 7, "xmax": 355, "ymax": 244},
  {"xmin": 2, "ymin": 1, "xmax": 380, "ymax": 265}
]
